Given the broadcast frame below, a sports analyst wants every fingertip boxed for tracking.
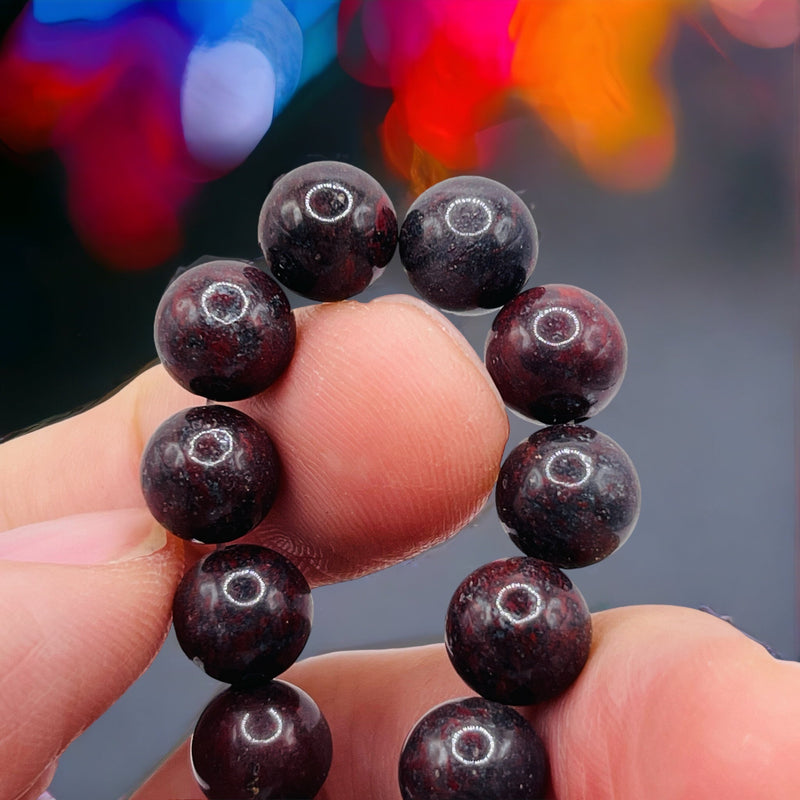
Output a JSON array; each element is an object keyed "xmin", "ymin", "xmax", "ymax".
[
  {"xmin": 2, "ymin": 294, "xmax": 509, "ymax": 587},
  {"xmin": 243, "ymin": 296, "xmax": 509, "ymax": 583},
  {"xmin": 0, "ymin": 526, "xmax": 184, "ymax": 800},
  {"xmin": 372, "ymin": 293, "xmax": 508, "ymax": 413}
]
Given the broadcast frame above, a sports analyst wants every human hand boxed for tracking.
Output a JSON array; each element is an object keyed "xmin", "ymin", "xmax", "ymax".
[{"xmin": 0, "ymin": 297, "xmax": 797, "ymax": 800}]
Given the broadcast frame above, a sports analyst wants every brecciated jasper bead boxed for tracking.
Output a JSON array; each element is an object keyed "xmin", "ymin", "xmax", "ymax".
[
  {"xmin": 191, "ymin": 681, "xmax": 332, "ymax": 800},
  {"xmin": 485, "ymin": 284, "xmax": 627, "ymax": 424},
  {"xmin": 140, "ymin": 405, "xmax": 279, "ymax": 544},
  {"xmin": 445, "ymin": 557, "xmax": 591, "ymax": 706},
  {"xmin": 172, "ymin": 544, "xmax": 312, "ymax": 684},
  {"xmin": 497, "ymin": 425, "xmax": 641, "ymax": 568},
  {"xmin": 258, "ymin": 160, "xmax": 398, "ymax": 301},
  {"xmin": 398, "ymin": 175, "xmax": 538, "ymax": 314},
  {"xmin": 398, "ymin": 697, "xmax": 548, "ymax": 800},
  {"xmin": 154, "ymin": 259, "xmax": 295, "ymax": 401}
]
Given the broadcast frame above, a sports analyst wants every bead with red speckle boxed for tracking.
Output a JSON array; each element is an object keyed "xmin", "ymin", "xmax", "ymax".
[
  {"xmin": 445, "ymin": 557, "xmax": 591, "ymax": 705},
  {"xmin": 258, "ymin": 160, "xmax": 397, "ymax": 301},
  {"xmin": 173, "ymin": 544, "xmax": 312, "ymax": 683},
  {"xmin": 155, "ymin": 259, "xmax": 295, "ymax": 401},
  {"xmin": 191, "ymin": 681, "xmax": 332, "ymax": 800},
  {"xmin": 399, "ymin": 175, "xmax": 538, "ymax": 314},
  {"xmin": 485, "ymin": 284, "xmax": 627, "ymax": 424},
  {"xmin": 398, "ymin": 696, "xmax": 548, "ymax": 800},
  {"xmin": 140, "ymin": 405, "xmax": 279, "ymax": 544},
  {"xmin": 497, "ymin": 424, "xmax": 641, "ymax": 568}
]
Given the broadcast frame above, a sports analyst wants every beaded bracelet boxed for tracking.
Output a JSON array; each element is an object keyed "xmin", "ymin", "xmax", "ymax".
[{"xmin": 139, "ymin": 161, "xmax": 640, "ymax": 799}]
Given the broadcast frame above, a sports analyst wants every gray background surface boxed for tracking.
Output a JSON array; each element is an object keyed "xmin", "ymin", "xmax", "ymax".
[{"xmin": 0, "ymin": 17, "xmax": 794, "ymax": 800}]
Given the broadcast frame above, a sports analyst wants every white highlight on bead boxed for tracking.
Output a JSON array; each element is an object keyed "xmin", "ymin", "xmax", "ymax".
[
  {"xmin": 222, "ymin": 568, "xmax": 268, "ymax": 607},
  {"xmin": 304, "ymin": 181, "xmax": 354, "ymax": 223},
  {"xmin": 187, "ymin": 428, "xmax": 234, "ymax": 467},
  {"xmin": 450, "ymin": 724, "xmax": 496, "ymax": 766},
  {"xmin": 200, "ymin": 281, "xmax": 250, "ymax": 325},
  {"xmin": 240, "ymin": 708, "xmax": 283, "ymax": 744},
  {"xmin": 496, "ymin": 582, "xmax": 544, "ymax": 625},
  {"xmin": 544, "ymin": 447, "xmax": 593, "ymax": 487},
  {"xmin": 444, "ymin": 197, "xmax": 493, "ymax": 237},
  {"xmin": 531, "ymin": 305, "xmax": 581, "ymax": 348}
]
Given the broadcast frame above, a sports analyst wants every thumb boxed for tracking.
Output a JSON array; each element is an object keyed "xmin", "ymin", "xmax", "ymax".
[{"xmin": 0, "ymin": 508, "xmax": 183, "ymax": 800}]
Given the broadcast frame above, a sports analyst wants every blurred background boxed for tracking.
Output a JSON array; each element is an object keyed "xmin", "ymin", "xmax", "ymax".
[{"xmin": 0, "ymin": 1, "xmax": 796, "ymax": 797}]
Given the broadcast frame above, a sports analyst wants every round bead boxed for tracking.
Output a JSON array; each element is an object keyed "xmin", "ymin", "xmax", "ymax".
[
  {"xmin": 154, "ymin": 259, "xmax": 295, "ymax": 401},
  {"xmin": 140, "ymin": 405, "xmax": 279, "ymax": 543},
  {"xmin": 445, "ymin": 557, "xmax": 591, "ymax": 706},
  {"xmin": 399, "ymin": 175, "xmax": 538, "ymax": 313},
  {"xmin": 191, "ymin": 680, "xmax": 332, "ymax": 800},
  {"xmin": 257, "ymin": 160, "xmax": 398, "ymax": 301},
  {"xmin": 485, "ymin": 284, "xmax": 627, "ymax": 424},
  {"xmin": 497, "ymin": 425, "xmax": 641, "ymax": 568},
  {"xmin": 173, "ymin": 544, "xmax": 312, "ymax": 683},
  {"xmin": 398, "ymin": 696, "xmax": 548, "ymax": 800}
]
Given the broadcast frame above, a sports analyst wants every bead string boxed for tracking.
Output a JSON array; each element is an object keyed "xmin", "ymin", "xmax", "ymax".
[{"xmin": 140, "ymin": 160, "xmax": 640, "ymax": 799}]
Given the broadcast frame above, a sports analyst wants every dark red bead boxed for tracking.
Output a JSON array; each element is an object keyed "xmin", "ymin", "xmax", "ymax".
[
  {"xmin": 258, "ymin": 160, "xmax": 397, "ymax": 301},
  {"xmin": 398, "ymin": 696, "xmax": 548, "ymax": 800},
  {"xmin": 445, "ymin": 557, "xmax": 591, "ymax": 706},
  {"xmin": 191, "ymin": 680, "xmax": 332, "ymax": 800},
  {"xmin": 154, "ymin": 259, "xmax": 295, "ymax": 401},
  {"xmin": 497, "ymin": 425, "xmax": 641, "ymax": 568},
  {"xmin": 173, "ymin": 545, "xmax": 312, "ymax": 683},
  {"xmin": 399, "ymin": 175, "xmax": 538, "ymax": 314},
  {"xmin": 485, "ymin": 284, "xmax": 627, "ymax": 424},
  {"xmin": 140, "ymin": 405, "xmax": 279, "ymax": 544}
]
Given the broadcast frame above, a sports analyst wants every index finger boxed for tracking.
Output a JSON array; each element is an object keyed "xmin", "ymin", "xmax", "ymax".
[{"xmin": 0, "ymin": 295, "xmax": 508, "ymax": 584}]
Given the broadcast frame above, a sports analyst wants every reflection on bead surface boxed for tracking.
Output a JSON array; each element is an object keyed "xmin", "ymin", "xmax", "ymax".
[
  {"xmin": 173, "ymin": 544, "xmax": 312, "ymax": 683},
  {"xmin": 399, "ymin": 175, "xmax": 538, "ymax": 313},
  {"xmin": 445, "ymin": 558, "xmax": 591, "ymax": 705},
  {"xmin": 258, "ymin": 160, "xmax": 398, "ymax": 301},
  {"xmin": 155, "ymin": 259, "xmax": 295, "ymax": 401},
  {"xmin": 398, "ymin": 696, "xmax": 548, "ymax": 800},
  {"xmin": 485, "ymin": 284, "xmax": 627, "ymax": 423},
  {"xmin": 191, "ymin": 681, "xmax": 332, "ymax": 800},
  {"xmin": 140, "ymin": 405, "xmax": 279, "ymax": 543},
  {"xmin": 497, "ymin": 425, "xmax": 641, "ymax": 568}
]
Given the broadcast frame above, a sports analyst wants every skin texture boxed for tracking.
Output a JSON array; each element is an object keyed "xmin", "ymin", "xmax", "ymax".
[{"xmin": 0, "ymin": 296, "xmax": 798, "ymax": 800}]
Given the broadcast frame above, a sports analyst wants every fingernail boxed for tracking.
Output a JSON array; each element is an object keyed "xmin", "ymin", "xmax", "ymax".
[{"xmin": 0, "ymin": 509, "xmax": 167, "ymax": 565}]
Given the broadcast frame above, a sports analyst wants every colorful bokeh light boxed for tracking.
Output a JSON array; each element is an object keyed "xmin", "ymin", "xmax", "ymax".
[{"xmin": 0, "ymin": 0, "xmax": 795, "ymax": 268}]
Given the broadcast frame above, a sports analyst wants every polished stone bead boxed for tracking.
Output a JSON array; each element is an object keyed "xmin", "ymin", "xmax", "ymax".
[
  {"xmin": 497, "ymin": 424, "xmax": 641, "ymax": 568},
  {"xmin": 258, "ymin": 160, "xmax": 397, "ymax": 301},
  {"xmin": 445, "ymin": 557, "xmax": 592, "ymax": 705},
  {"xmin": 154, "ymin": 259, "xmax": 295, "ymax": 401},
  {"xmin": 398, "ymin": 696, "xmax": 548, "ymax": 800},
  {"xmin": 191, "ymin": 681, "xmax": 332, "ymax": 800},
  {"xmin": 173, "ymin": 544, "xmax": 312, "ymax": 683},
  {"xmin": 140, "ymin": 405, "xmax": 279, "ymax": 543},
  {"xmin": 399, "ymin": 175, "xmax": 538, "ymax": 313},
  {"xmin": 485, "ymin": 284, "xmax": 627, "ymax": 424}
]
